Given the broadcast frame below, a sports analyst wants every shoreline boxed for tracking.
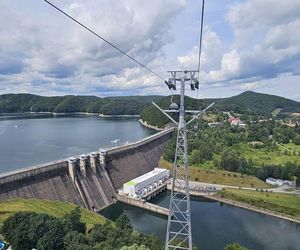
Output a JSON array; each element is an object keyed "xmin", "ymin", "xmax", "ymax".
[
  {"xmin": 204, "ymin": 194, "xmax": 300, "ymax": 224},
  {"xmin": 138, "ymin": 119, "xmax": 164, "ymax": 131},
  {"xmin": 2, "ymin": 111, "xmax": 141, "ymax": 117},
  {"xmin": 99, "ymin": 114, "xmax": 139, "ymax": 118}
]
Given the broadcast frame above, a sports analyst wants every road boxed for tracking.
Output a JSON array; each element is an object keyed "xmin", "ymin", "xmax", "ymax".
[{"xmin": 170, "ymin": 179, "xmax": 299, "ymax": 195}]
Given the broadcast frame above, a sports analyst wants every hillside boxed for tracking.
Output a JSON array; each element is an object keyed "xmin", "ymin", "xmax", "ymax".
[
  {"xmin": 0, "ymin": 93, "xmax": 162, "ymax": 115},
  {"xmin": 211, "ymin": 91, "xmax": 300, "ymax": 114},
  {"xmin": 0, "ymin": 198, "xmax": 106, "ymax": 229},
  {"xmin": 140, "ymin": 91, "xmax": 300, "ymax": 127},
  {"xmin": 1, "ymin": 91, "xmax": 299, "ymax": 120}
]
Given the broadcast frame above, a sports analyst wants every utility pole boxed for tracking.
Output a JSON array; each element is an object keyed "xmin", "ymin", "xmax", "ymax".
[{"xmin": 153, "ymin": 70, "xmax": 214, "ymax": 250}]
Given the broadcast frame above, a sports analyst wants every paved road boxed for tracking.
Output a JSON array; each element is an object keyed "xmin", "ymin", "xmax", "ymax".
[{"xmin": 171, "ymin": 179, "xmax": 299, "ymax": 195}]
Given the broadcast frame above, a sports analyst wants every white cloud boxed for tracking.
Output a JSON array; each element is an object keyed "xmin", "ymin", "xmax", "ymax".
[
  {"xmin": 176, "ymin": 0, "xmax": 300, "ymax": 92},
  {"xmin": 1, "ymin": 0, "xmax": 300, "ymax": 97},
  {"xmin": 0, "ymin": 0, "xmax": 186, "ymax": 96}
]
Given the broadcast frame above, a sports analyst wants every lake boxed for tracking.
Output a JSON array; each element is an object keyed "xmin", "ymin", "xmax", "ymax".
[{"xmin": 0, "ymin": 113, "xmax": 153, "ymax": 172}]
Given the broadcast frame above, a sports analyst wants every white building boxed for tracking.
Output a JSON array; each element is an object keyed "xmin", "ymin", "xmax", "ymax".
[
  {"xmin": 266, "ymin": 178, "xmax": 294, "ymax": 187},
  {"xmin": 123, "ymin": 168, "xmax": 169, "ymax": 197}
]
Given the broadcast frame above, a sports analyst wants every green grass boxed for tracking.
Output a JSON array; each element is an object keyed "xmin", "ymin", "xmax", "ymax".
[
  {"xmin": 278, "ymin": 143, "xmax": 300, "ymax": 153},
  {"xmin": 232, "ymin": 143, "xmax": 300, "ymax": 166},
  {"xmin": 220, "ymin": 188, "xmax": 300, "ymax": 220},
  {"xmin": 159, "ymin": 158, "xmax": 270, "ymax": 188},
  {"xmin": 0, "ymin": 199, "xmax": 107, "ymax": 229},
  {"xmin": 271, "ymin": 108, "xmax": 282, "ymax": 117}
]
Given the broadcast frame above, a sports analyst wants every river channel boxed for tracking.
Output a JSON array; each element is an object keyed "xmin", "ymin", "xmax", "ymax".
[{"xmin": 101, "ymin": 192, "xmax": 300, "ymax": 250}]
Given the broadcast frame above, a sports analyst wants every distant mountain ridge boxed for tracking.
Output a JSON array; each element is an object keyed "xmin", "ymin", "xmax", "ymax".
[
  {"xmin": 140, "ymin": 91, "xmax": 300, "ymax": 127},
  {"xmin": 0, "ymin": 91, "xmax": 299, "ymax": 118},
  {"xmin": 0, "ymin": 93, "xmax": 162, "ymax": 115},
  {"xmin": 209, "ymin": 91, "xmax": 300, "ymax": 114}
]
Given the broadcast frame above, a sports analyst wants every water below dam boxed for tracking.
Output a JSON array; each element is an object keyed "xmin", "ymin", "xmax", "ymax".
[
  {"xmin": 101, "ymin": 192, "xmax": 300, "ymax": 250},
  {"xmin": 0, "ymin": 113, "xmax": 154, "ymax": 172}
]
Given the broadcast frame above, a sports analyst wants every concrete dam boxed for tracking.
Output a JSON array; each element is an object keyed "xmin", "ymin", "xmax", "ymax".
[{"xmin": 0, "ymin": 129, "xmax": 173, "ymax": 211}]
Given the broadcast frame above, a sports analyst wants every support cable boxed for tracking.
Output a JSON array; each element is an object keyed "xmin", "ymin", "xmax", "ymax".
[
  {"xmin": 196, "ymin": 0, "xmax": 205, "ymax": 99},
  {"xmin": 43, "ymin": 0, "xmax": 166, "ymax": 81}
]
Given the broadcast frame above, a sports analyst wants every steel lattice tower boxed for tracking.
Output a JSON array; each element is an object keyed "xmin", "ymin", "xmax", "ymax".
[{"xmin": 153, "ymin": 70, "xmax": 214, "ymax": 250}]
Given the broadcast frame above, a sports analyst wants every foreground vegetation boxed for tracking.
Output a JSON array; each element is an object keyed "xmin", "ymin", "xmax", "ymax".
[
  {"xmin": 0, "ymin": 199, "xmax": 106, "ymax": 229},
  {"xmin": 1, "ymin": 207, "xmax": 164, "ymax": 250},
  {"xmin": 219, "ymin": 189, "xmax": 300, "ymax": 220}
]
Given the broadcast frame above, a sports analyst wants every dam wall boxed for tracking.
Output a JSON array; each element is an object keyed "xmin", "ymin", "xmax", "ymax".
[
  {"xmin": 0, "ymin": 129, "xmax": 173, "ymax": 210},
  {"xmin": 104, "ymin": 129, "xmax": 173, "ymax": 190},
  {"xmin": 0, "ymin": 161, "xmax": 84, "ymax": 206}
]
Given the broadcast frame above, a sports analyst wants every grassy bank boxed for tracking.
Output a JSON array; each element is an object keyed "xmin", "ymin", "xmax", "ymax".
[
  {"xmin": 0, "ymin": 199, "xmax": 107, "ymax": 229},
  {"xmin": 219, "ymin": 189, "xmax": 300, "ymax": 220},
  {"xmin": 232, "ymin": 142, "xmax": 300, "ymax": 166},
  {"xmin": 159, "ymin": 158, "xmax": 270, "ymax": 188}
]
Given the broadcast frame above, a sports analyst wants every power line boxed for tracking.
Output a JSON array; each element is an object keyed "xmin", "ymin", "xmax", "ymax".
[
  {"xmin": 197, "ymin": 0, "xmax": 205, "ymax": 78},
  {"xmin": 42, "ymin": 0, "xmax": 166, "ymax": 81}
]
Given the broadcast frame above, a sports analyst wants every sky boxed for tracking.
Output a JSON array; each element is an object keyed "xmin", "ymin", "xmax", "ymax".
[{"xmin": 0, "ymin": 0, "xmax": 299, "ymax": 100}]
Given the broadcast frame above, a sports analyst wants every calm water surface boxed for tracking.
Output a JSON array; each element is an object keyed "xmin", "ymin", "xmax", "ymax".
[
  {"xmin": 0, "ymin": 113, "xmax": 153, "ymax": 172},
  {"xmin": 101, "ymin": 192, "xmax": 300, "ymax": 250}
]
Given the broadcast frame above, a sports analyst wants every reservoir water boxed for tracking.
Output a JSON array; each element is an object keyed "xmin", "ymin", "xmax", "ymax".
[
  {"xmin": 101, "ymin": 192, "xmax": 300, "ymax": 250},
  {"xmin": 1, "ymin": 114, "xmax": 299, "ymax": 249},
  {"xmin": 0, "ymin": 113, "xmax": 153, "ymax": 172}
]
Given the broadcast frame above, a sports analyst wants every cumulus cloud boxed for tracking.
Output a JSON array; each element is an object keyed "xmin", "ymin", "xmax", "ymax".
[
  {"xmin": 177, "ymin": 0, "xmax": 300, "ymax": 91},
  {"xmin": 1, "ymin": 0, "xmax": 300, "ymax": 96},
  {"xmin": 0, "ymin": 0, "xmax": 186, "ymax": 96}
]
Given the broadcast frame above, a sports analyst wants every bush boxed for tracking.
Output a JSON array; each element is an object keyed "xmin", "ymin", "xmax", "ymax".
[
  {"xmin": 224, "ymin": 243, "xmax": 249, "ymax": 250},
  {"xmin": 294, "ymin": 135, "xmax": 300, "ymax": 145},
  {"xmin": 1, "ymin": 212, "xmax": 164, "ymax": 250}
]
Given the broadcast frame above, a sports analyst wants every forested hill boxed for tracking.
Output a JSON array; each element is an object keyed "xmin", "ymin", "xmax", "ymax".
[
  {"xmin": 210, "ymin": 91, "xmax": 300, "ymax": 114},
  {"xmin": 1, "ymin": 91, "xmax": 299, "ymax": 118},
  {"xmin": 0, "ymin": 93, "xmax": 162, "ymax": 115},
  {"xmin": 140, "ymin": 91, "xmax": 300, "ymax": 127}
]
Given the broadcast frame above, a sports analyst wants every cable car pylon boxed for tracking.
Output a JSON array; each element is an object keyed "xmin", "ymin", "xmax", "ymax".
[{"xmin": 153, "ymin": 70, "xmax": 214, "ymax": 250}]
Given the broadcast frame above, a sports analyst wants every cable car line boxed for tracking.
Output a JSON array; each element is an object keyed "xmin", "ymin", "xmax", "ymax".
[
  {"xmin": 197, "ymin": 0, "xmax": 205, "ymax": 79},
  {"xmin": 42, "ymin": 0, "xmax": 166, "ymax": 81},
  {"xmin": 195, "ymin": 0, "xmax": 205, "ymax": 101}
]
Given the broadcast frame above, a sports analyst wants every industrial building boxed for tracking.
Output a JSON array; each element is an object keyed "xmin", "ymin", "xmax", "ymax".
[
  {"xmin": 123, "ymin": 168, "xmax": 169, "ymax": 198},
  {"xmin": 266, "ymin": 178, "xmax": 294, "ymax": 187}
]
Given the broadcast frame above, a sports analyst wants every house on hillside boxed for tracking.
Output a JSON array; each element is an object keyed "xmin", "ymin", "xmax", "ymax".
[{"xmin": 228, "ymin": 117, "xmax": 246, "ymax": 128}]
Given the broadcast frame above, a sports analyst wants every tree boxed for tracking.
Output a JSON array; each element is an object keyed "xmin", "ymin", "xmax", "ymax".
[
  {"xmin": 63, "ymin": 207, "xmax": 86, "ymax": 234},
  {"xmin": 220, "ymin": 149, "xmax": 244, "ymax": 172},
  {"xmin": 294, "ymin": 135, "xmax": 300, "ymax": 145},
  {"xmin": 36, "ymin": 219, "xmax": 65, "ymax": 250},
  {"xmin": 120, "ymin": 244, "xmax": 151, "ymax": 250},
  {"xmin": 224, "ymin": 243, "xmax": 249, "ymax": 250},
  {"xmin": 1, "ymin": 212, "xmax": 65, "ymax": 250},
  {"xmin": 115, "ymin": 214, "xmax": 133, "ymax": 230},
  {"xmin": 64, "ymin": 231, "xmax": 91, "ymax": 250}
]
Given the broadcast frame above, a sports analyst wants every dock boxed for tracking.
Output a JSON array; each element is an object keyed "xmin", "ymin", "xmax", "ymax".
[{"xmin": 117, "ymin": 194, "xmax": 169, "ymax": 216}]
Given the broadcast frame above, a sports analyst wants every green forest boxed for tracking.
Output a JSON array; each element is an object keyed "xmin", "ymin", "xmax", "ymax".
[
  {"xmin": 0, "ymin": 94, "xmax": 162, "ymax": 115},
  {"xmin": 163, "ymin": 120, "xmax": 300, "ymax": 185},
  {"xmin": 1, "ymin": 91, "xmax": 300, "ymax": 118},
  {"xmin": 140, "ymin": 91, "xmax": 300, "ymax": 127}
]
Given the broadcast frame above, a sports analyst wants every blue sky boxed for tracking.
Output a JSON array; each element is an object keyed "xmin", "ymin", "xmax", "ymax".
[{"xmin": 0, "ymin": 0, "xmax": 299, "ymax": 100}]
